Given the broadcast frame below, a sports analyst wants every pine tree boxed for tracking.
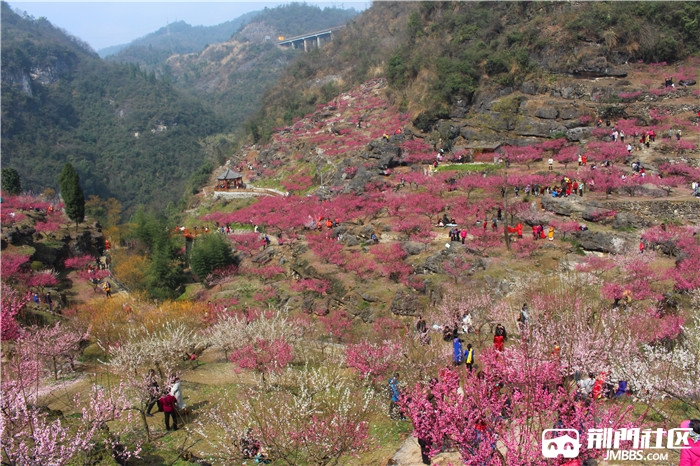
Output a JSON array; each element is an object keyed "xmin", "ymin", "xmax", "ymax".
[
  {"xmin": 58, "ymin": 162, "xmax": 85, "ymax": 228},
  {"xmin": 1, "ymin": 167, "xmax": 21, "ymax": 195}
]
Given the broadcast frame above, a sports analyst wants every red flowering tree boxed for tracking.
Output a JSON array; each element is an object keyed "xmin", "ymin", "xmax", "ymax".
[
  {"xmin": 501, "ymin": 145, "xmax": 543, "ymax": 169},
  {"xmin": 1, "ymin": 287, "xmax": 29, "ymax": 341},
  {"xmin": 345, "ymin": 339, "xmax": 402, "ymax": 384},
  {"xmin": 63, "ymin": 255, "xmax": 94, "ymax": 270},
  {"xmin": 1, "ymin": 254, "xmax": 30, "ymax": 282},
  {"xmin": 401, "ymin": 351, "xmax": 634, "ymax": 465},
  {"xmin": 319, "ymin": 309, "xmax": 353, "ymax": 342},
  {"xmin": 553, "ymin": 145, "xmax": 579, "ymax": 169}
]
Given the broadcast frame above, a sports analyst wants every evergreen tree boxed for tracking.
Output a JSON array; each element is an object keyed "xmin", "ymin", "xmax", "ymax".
[
  {"xmin": 1, "ymin": 168, "xmax": 22, "ymax": 195},
  {"xmin": 189, "ymin": 233, "xmax": 236, "ymax": 281},
  {"xmin": 58, "ymin": 162, "xmax": 85, "ymax": 228}
]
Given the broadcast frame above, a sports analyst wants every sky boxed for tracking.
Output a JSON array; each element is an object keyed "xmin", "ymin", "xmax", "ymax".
[{"xmin": 8, "ymin": 1, "xmax": 369, "ymax": 51}]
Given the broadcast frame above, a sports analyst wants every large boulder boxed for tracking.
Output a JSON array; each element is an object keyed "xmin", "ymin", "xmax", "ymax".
[
  {"xmin": 68, "ymin": 230, "xmax": 104, "ymax": 258},
  {"xmin": 612, "ymin": 212, "xmax": 651, "ymax": 230},
  {"xmin": 345, "ymin": 165, "xmax": 375, "ymax": 194},
  {"xmin": 364, "ymin": 138, "xmax": 401, "ymax": 169},
  {"xmin": 402, "ymin": 241, "xmax": 424, "ymax": 256},
  {"xmin": 567, "ymin": 127, "xmax": 593, "ymax": 141},
  {"xmin": 3, "ymin": 225, "xmax": 35, "ymax": 246},
  {"xmin": 570, "ymin": 230, "xmax": 634, "ymax": 254},
  {"xmin": 344, "ymin": 293, "xmax": 376, "ymax": 323},
  {"xmin": 390, "ymin": 290, "xmax": 421, "ymax": 316},
  {"xmin": 515, "ymin": 118, "xmax": 565, "ymax": 138},
  {"xmin": 541, "ymin": 195, "xmax": 599, "ymax": 217},
  {"xmin": 535, "ymin": 106, "xmax": 558, "ymax": 119}
]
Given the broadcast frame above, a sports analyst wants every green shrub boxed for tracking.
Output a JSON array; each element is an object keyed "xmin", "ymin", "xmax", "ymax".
[{"xmin": 189, "ymin": 233, "xmax": 236, "ymax": 281}]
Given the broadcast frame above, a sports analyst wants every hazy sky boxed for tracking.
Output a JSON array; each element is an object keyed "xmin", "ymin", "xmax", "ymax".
[{"xmin": 8, "ymin": 1, "xmax": 369, "ymax": 51}]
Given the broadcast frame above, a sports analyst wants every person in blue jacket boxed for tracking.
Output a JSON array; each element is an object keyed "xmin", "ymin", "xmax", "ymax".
[
  {"xmin": 388, "ymin": 373, "xmax": 404, "ymax": 420},
  {"xmin": 453, "ymin": 337, "xmax": 464, "ymax": 366}
]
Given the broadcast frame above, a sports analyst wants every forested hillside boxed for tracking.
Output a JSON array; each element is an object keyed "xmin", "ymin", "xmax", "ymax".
[
  {"xmin": 1, "ymin": 2, "xmax": 360, "ymax": 212},
  {"xmin": 1, "ymin": 2, "xmax": 224, "ymax": 213}
]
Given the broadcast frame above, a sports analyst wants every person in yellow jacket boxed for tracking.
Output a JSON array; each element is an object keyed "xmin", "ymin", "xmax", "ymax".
[
  {"xmin": 548, "ymin": 226, "xmax": 555, "ymax": 241},
  {"xmin": 464, "ymin": 344, "xmax": 475, "ymax": 372}
]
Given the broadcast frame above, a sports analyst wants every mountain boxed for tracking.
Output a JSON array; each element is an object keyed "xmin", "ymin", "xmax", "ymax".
[
  {"xmin": 98, "ymin": 11, "xmax": 261, "ymax": 60},
  {"xmin": 247, "ymin": 1, "xmax": 700, "ymax": 140},
  {"xmin": 107, "ymin": 3, "xmax": 360, "ymax": 129},
  {"xmin": 1, "ymin": 2, "xmax": 224, "ymax": 213}
]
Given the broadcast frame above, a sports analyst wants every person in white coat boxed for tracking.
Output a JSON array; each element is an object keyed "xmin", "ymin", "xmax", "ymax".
[{"xmin": 170, "ymin": 376, "xmax": 185, "ymax": 411}]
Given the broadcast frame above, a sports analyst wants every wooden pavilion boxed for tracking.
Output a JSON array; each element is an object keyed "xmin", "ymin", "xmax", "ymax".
[{"xmin": 216, "ymin": 169, "xmax": 244, "ymax": 190}]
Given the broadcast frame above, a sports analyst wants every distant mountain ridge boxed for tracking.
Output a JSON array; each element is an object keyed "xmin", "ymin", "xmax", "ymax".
[{"xmin": 99, "ymin": 11, "xmax": 260, "ymax": 60}]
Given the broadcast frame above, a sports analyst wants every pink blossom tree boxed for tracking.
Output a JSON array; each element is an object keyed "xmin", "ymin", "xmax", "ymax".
[
  {"xmin": 401, "ymin": 350, "xmax": 635, "ymax": 465},
  {"xmin": 0, "ymin": 254, "xmax": 30, "ymax": 282},
  {"xmin": 229, "ymin": 337, "xmax": 295, "ymax": 378},
  {"xmin": 344, "ymin": 339, "xmax": 402, "ymax": 384},
  {"xmin": 21, "ymin": 323, "xmax": 89, "ymax": 380},
  {"xmin": 319, "ymin": 309, "xmax": 353, "ymax": 343},
  {"xmin": 1, "ymin": 287, "xmax": 28, "ymax": 340},
  {"xmin": 197, "ymin": 365, "xmax": 376, "ymax": 465}
]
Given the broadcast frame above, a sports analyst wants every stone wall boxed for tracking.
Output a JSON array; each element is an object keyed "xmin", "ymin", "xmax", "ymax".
[{"xmin": 602, "ymin": 199, "xmax": 700, "ymax": 224}]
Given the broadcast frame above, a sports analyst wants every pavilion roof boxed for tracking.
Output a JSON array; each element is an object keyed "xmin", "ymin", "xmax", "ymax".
[{"xmin": 217, "ymin": 169, "xmax": 243, "ymax": 180}]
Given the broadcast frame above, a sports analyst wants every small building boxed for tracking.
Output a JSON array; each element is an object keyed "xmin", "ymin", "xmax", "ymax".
[{"xmin": 216, "ymin": 169, "xmax": 244, "ymax": 190}]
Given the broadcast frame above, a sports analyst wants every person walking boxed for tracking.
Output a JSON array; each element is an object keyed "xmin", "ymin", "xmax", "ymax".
[
  {"xmin": 102, "ymin": 281, "xmax": 112, "ymax": 298},
  {"xmin": 159, "ymin": 392, "xmax": 178, "ymax": 431},
  {"xmin": 388, "ymin": 373, "xmax": 403, "ymax": 420},
  {"xmin": 464, "ymin": 344, "xmax": 475, "ymax": 372},
  {"xmin": 145, "ymin": 369, "xmax": 160, "ymax": 417},
  {"xmin": 170, "ymin": 376, "xmax": 185, "ymax": 412},
  {"xmin": 453, "ymin": 337, "xmax": 464, "ymax": 366},
  {"xmin": 494, "ymin": 324, "xmax": 507, "ymax": 352}
]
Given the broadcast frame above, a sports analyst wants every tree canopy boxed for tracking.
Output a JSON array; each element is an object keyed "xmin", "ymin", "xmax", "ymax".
[{"xmin": 58, "ymin": 162, "xmax": 85, "ymax": 227}]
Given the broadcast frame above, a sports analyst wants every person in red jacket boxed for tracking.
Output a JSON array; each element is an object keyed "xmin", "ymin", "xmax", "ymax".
[
  {"xmin": 680, "ymin": 419, "xmax": 700, "ymax": 466},
  {"xmin": 159, "ymin": 393, "xmax": 178, "ymax": 431}
]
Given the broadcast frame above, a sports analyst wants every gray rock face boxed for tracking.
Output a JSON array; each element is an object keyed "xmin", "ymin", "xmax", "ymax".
[
  {"xmin": 390, "ymin": 290, "xmax": 421, "ymax": 316},
  {"xmin": 416, "ymin": 246, "xmax": 462, "ymax": 274},
  {"xmin": 252, "ymin": 247, "xmax": 275, "ymax": 264},
  {"xmin": 364, "ymin": 139, "xmax": 401, "ymax": 168},
  {"xmin": 515, "ymin": 118, "xmax": 566, "ymax": 138},
  {"xmin": 345, "ymin": 293, "xmax": 376, "ymax": 322},
  {"xmin": 612, "ymin": 212, "xmax": 651, "ymax": 230},
  {"xmin": 70, "ymin": 230, "xmax": 103, "ymax": 258},
  {"xmin": 521, "ymin": 81, "xmax": 540, "ymax": 95},
  {"xmin": 603, "ymin": 199, "xmax": 700, "ymax": 224},
  {"xmin": 3, "ymin": 225, "xmax": 36, "ymax": 246},
  {"xmin": 342, "ymin": 235, "xmax": 360, "ymax": 247},
  {"xmin": 402, "ymin": 241, "xmax": 424, "ymax": 256},
  {"xmin": 559, "ymin": 107, "xmax": 581, "ymax": 120},
  {"xmin": 535, "ymin": 107, "xmax": 558, "ymax": 119},
  {"xmin": 571, "ymin": 230, "xmax": 634, "ymax": 254},
  {"xmin": 567, "ymin": 127, "xmax": 593, "ymax": 141},
  {"xmin": 459, "ymin": 126, "xmax": 480, "ymax": 141},
  {"xmin": 541, "ymin": 195, "xmax": 604, "ymax": 218},
  {"xmin": 346, "ymin": 165, "xmax": 375, "ymax": 194}
]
